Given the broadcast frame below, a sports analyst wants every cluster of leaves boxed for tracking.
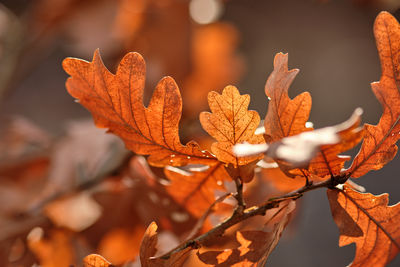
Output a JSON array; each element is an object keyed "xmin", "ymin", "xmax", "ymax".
[{"xmin": 60, "ymin": 11, "xmax": 400, "ymax": 267}]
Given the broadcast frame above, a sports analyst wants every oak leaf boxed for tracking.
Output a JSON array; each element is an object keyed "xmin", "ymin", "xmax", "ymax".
[
  {"xmin": 327, "ymin": 185, "xmax": 400, "ymax": 267},
  {"xmin": 264, "ymin": 52, "xmax": 312, "ymax": 143},
  {"xmin": 83, "ymin": 254, "xmax": 112, "ymax": 267},
  {"xmin": 197, "ymin": 200, "xmax": 295, "ymax": 266},
  {"xmin": 200, "ymin": 85, "xmax": 265, "ymax": 166},
  {"xmin": 140, "ymin": 221, "xmax": 192, "ymax": 267},
  {"xmin": 63, "ymin": 50, "xmax": 215, "ymax": 167},
  {"xmin": 263, "ymin": 53, "xmax": 363, "ymax": 178},
  {"xmin": 165, "ymin": 163, "xmax": 230, "ymax": 218},
  {"xmin": 347, "ymin": 11, "xmax": 400, "ymax": 178}
]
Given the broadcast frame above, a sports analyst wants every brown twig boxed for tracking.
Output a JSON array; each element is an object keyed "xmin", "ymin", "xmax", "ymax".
[
  {"xmin": 158, "ymin": 177, "xmax": 339, "ymax": 260},
  {"xmin": 185, "ymin": 192, "xmax": 233, "ymax": 240}
]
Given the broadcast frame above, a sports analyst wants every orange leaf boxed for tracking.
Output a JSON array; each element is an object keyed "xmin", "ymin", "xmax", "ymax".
[
  {"xmin": 347, "ymin": 11, "xmax": 400, "ymax": 178},
  {"xmin": 140, "ymin": 222, "xmax": 192, "ymax": 267},
  {"xmin": 63, "ymin": 49, "xmax": 215, "ymax": 167},
  {"xmin": 83, "ymin": 254, "xmax": 112, "ymax": 267},
  {"xmin": 264, "ymin": 52, "xmax": 312, "ymax": 143},
  {"xmin": 200, "ymin": 86, "xmax": 265, "ymax": 166},
  {"xmin": 27, "ymin": 228, "xmax": 75, "ymax": 267},
  {"xmin": 165, "ymin": 162, "xmax": 230, "ymax": 218},
  {"xmin": 98, "ymin": 226, "xmax": 145, "ymax": 265},
  {"xmin": 327, "ymin": 185, "xmax": 400, "ymax": 267},
  {"xmin": 197, "ymin": 200, "xmax": 295, "ymax": 266},
  {"xmin": 308, "ymin": 109, "xmax": 363, "ymax": 178}
]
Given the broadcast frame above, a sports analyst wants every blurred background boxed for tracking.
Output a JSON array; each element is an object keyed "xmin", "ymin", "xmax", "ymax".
[{"xmin": 0, "ymin": 0, "xmax": 400, "ymax": 266}]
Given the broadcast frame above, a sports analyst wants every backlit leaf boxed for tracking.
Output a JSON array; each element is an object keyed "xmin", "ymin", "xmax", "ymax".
[
  {"xmin": 200, "ymin": 86, "xmax": 265, "ymax": 166},
  {"xmin": 327, "ymin": 185, "xmax": 400, "ymax": 267},
  {"xmin": 347, "ymin": 11, "xmax": 400, "ymax": 178},
  {"xmin": 264, "ymin": 52, "xmax": 312, "ymax": 143},
  {"xmin": 197, "ymin": 200, "xmax": 295, "ymax": 266},
  {"xmin": 63, "ymin": 50, "xmax": 215, "ymax": 167}
]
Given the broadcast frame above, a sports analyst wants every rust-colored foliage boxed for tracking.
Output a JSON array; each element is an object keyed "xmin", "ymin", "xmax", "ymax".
[
  {"xmin": 200, "ymin": 86, "xmax": 265, "ymax": 166},
  {"xmin": 328, "ymin": 185, "xmax": 400, "ymax": 267},
  {"xmin": 347, "ymin": 11, "xmax": 400, "ymax": 178},
  {"xmin": 6, "ymin": 6, "xmax": 396, "ymax": 267},
  {"xmin": 264, "ymin": 53, "xmax": 312, "ymax": 143},
  {"xmin": 63, "ymin": 50, "xmax": 215, "ymax": 167},
  {"xmin": 83, "ymin": 254, "xmax": 111, "ymax": 267},
  {"xmin": 165, "ymin": 163, "xmax": 230, "ymax": 218},
  {"xmin": 140, "ymin": 222, "xmax": 192, "ymax": 267},
  {"xmin": 197, "ymin": 201, "xmax": 295, "ymax": 266}
]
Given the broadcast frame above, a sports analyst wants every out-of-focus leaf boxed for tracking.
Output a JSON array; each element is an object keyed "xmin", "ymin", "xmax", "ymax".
[
  {"xmin": 27, "ymin": 228, "xmax": 75, "ymax": 267},
  {"xmin": 44, "ymin": 192, "xmax": 102, "ymax": 232}
]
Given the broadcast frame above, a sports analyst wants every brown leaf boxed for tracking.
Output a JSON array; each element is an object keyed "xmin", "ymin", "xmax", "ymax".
[
  {"xmin": 63, "ymin": 49, "xmax": 215, "ymax": 167},
  {"xmin": 327, "ymin": 185, "xmax": 400, "ymax": 267},
  {"xmin": 197, "ymin": 200, "xmax": 295, "ymax": 266},
  {"xmin": 140, "ymin": 222, "xmax": 191, "ymax": 267},
  {"xmin": 27, "ymin": 228, "xmax": 75, "ymax": 267},
  {"xmin": 98, "ymin": 226, "xmax": 145, "ymax": 265},
  {"xmin": 164, "ymin": 163, "xmax": 230, "ymax": 218},
  {"xmin": 83, "ymin": 254, "xmax": 112, "ymax": 267},
  {"xmin": 264, "ymin": 52, "xmax": 312, "ymax": 143},
  {"xmin": 347, "ymin": 11, "xmax": 400, "ymax": 178},
  {"xmin": 200, "ymin": 85, "xmax": 265, "ymax": 166}
]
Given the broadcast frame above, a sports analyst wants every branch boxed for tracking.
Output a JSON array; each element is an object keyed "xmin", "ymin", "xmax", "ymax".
[{"xmin": 157, "ymin": 177, "xmax": 339, "ymax": 260}]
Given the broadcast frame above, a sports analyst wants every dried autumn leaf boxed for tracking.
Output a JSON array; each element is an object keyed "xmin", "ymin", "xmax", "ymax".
[
  {"xmin": 200, "ymin": 86, "xmax": 265, "ymax": 166},
  {"xmin": 83, "ymin": 254, "xmax": 112, "ymax": 267},
  {"xmin": 63, "ymin": 49, "xmax": 215, "ymax": 167},
  {"xmin": 327, "ymin": 185, "xmax": 400, "ymax": 267},
  {"xmin": 347, "ymin": 11, "xmax": 400, "ymax": 178},
  {"xmin": 264, "ymin": 52, "xmax": 312, "ymax": 143},
  {"xmin": 197, "ymin": 200, "xmax": 295, "ymax": 266},
  {"xmin": 164, "ymin": 163, "xmax": 230, "ymax": 218},
  {"xmin": 140, "ymin": 222, "xmax": 191, "ymax": 267}
]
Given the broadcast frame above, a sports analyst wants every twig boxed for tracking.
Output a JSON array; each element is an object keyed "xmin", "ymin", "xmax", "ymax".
[
  {"xmin": 158, "ymin": 177, "xmax": 339, "ymax": 260},
  {"xmin": 234, "ymin": 178, "xmax": 245, "ymax": 212},
  {"xmin": 185, "ymin": 192, "xmax": 233, "ymax": 240}
]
